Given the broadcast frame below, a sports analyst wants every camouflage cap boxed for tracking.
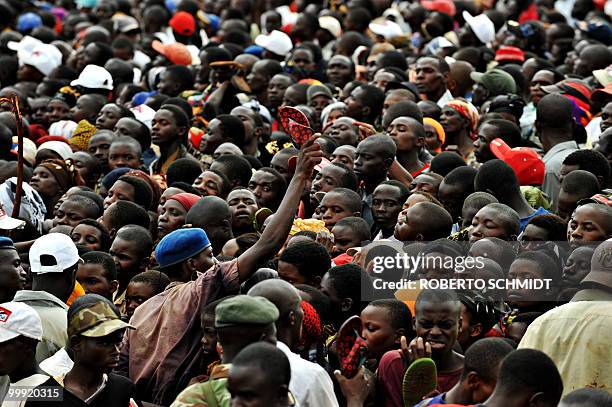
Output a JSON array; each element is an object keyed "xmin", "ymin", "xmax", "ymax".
[
  {"xmin": 68, "ymin": 300, "xmax": 134, "ymax": 338},
  {"xmin": 215, "ymin": 295, "xmax": 279, "ymax": 328}
]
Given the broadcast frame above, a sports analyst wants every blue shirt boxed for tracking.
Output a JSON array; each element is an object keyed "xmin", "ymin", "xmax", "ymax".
[{"xmin": 519, "ymin": 207, "xmax": 550, "ymax": 231}]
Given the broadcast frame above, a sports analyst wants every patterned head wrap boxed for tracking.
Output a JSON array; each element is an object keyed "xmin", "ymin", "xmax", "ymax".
[{"xmin": 446, "ymin": 99, "xmax": 480, "ymax": 140}]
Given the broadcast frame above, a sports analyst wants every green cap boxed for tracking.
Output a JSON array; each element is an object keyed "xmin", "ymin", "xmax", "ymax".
[
  {"xmin": 470, "ymin": 68, "xmax": 517, "ymax": 96},
  {"xmin": 215, "ymin": 295, "xmax": 279, "ymax": 328}
]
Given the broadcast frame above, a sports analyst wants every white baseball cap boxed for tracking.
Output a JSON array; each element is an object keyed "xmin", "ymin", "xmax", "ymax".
[
  {"xmin": 71, "ymin": 64, "xmax": 114, "ymax": 90},
  {"xmin": 0, "ymin": 204, "xmax": 25, "ymax": 230},
  {"xmin": 20, "ymin": 43, "xmax": 62, "ymax": 76},
  {"xmin": 0, "ymin": 302, "xmax": 43, "ymax": 343},
  {"xmin": 29, "ymin": 233, "xmax": 81, "ymax": 274},
  {"xmin": 318, "ymin": 16, "xmax": 342, "ymax": 38},
  {"xmin": 7, "ymin": 36, "xmax": 42, "ymax": 58},
  {"xmin": 369, "ymin": 19, "xmax": 403, "ymax": 39},
  {"xmin": 462, "ymin": 11, "xmax": 495, "ymax": 44},
  {"xmin": 254, "ymin": 30, "xmax": 293, "ymax": 56}
]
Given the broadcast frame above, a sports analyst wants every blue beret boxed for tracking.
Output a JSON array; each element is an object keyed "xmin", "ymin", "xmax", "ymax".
[
  {"xmin": 0, "ymin": 237, "xmax": 15, "ymax": 250},
  {"xmin": 244, "ymin": 45, "xmax": 264, "ymax": 58},
  {"xmin": 155, "ymin": 228, "xmax": 211, "ymax": 269}
]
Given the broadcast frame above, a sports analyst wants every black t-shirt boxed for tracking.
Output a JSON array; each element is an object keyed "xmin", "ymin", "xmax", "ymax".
[{"xmin": 25, "ymin": 374, "xmax": 139, "ymax": 407}]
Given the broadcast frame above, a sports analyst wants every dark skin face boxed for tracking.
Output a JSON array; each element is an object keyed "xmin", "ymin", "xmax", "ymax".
[
  {"xmin": 108, "ymin": 142, "xmax": 141, "ymax": 170},
  {"xmin": 200, "ymin": 311, "xmax": 217, "ymax": 358},
  {"xmin": 277, "ymin": 260, "xmax": 307, "ymax": 285},
  {"xmin": 415, "ymin": 57, "xmax": 447, "ymax": 97},
  {"xmin": 410, "ymin": 174, "xmax": 441, "ymax": 196},
  {"xmin": 372, "ymin": 184, "xmax": 404, "ymax": 231},
  {"xmin": 157, "ymin": 199, "xmax": 188, "ymax": 239},
  {"xmin": 46, "ymin": 99, "xmax": 71, "ymax": 124},
  {"xmin": 387, "ymin": 117, "xmax": 423, "ymax": 153},
  {"xmin": 507, "ymin": 258, "xmax": 553, "ymax": 307},
  {"xmin": 267, "ymin": 75, "xmax": 293, "ymax": 109},
  {"xmin": 103, "ymin": 180, "xmax": 135, "ymax": 209},
  {"xmin": 473, "ymin": 123, "xmax": 500, "ymax": 163},
  {"xmin": 354, "ymin": 140, "xmax": 391, "ymax": 183},
  {"xmin": 469, "ymin": 206, "xmax": 514, "ymax": 243},
  {"xmin": 248, "ymin": 171, "xmax": 281, "ymax": 210},
  {"xmin": 0, "ymin": 249, "xmax": 24, "ymax": 303},
  {"xmin": 324, "ymin": 117, "xmax": 359, "ymax": 147},
  {"xmin": 471, "ymin": 83, "xmax": 489, "ymax": 108},
  {"xmin": 227, "ymin": 189, "xmax": 258, "ymax": 233},
  {"xmin": 151, "ymin": 109, "xmax": 185, "ymax": 147},
  {"xmin": 125, "ymin": 281, "xmax": 156, "ymax": 318},
  {"xmin": 345, "ymin": 86, "xmax": 368, "ymax": 121},
  {"xmin": 440, "ymin": 106, "xmax": 467, "ymax": 136},
  {"xmin": 0, "ymin": 337, "xmax": 33, "ymax": 376},
  {"xmin": 562, "ymin": 246, "xmax": 594, "ymax": 287},
  {"xmin": 76, "ymin": 263, "xmax": 116, "ymax": 300},
  {"xmin": 53, "ymin": 200, "xmax": 92, "ymax": 227},
  {"xmin": 193, "ymin": 171, "xmax": 225, "ymax": 197},
  {"xmin": 326, "ymin": 55, "xmax": 353, "ymax": 88},
  {"xmin": 519, "ymin": 224, "xmax": 550, "ymax": 252},
  {"xmin": 71, "ymin": 152, "xmax": 99, "ymax": 187},
  {"xmin": 331, "ymin": 146, "xmax": 356, "ymax": 169},
  {"xmin": 247, "ymin": 62, "xmax": 270, "ymax": 94},
  {"xmin": 156, "ymin": 70, "xmax": 180, "ymax": 96},
  {"xmin": 529, "ymin": 70, "xmax": 555, "ymax": 106},
  {"xmin": 600, "ymin": 102, "xmax": 612, "ymax": 133},
  {"xmin": 270, "ymin": 153, "xmax": 294, "ymax": 185},
  {"xmin": 415, "ymin": 301, "xmax": 460, "ymax": 358},
  {"xmin": 96, "ymin": 104, "xmax": 123, "ymax": 130},
  {"xmin": 71, "ymin": 330, "xmax": 124, "ymax": 374},
  {"xmin": 361, "ymin": 305, "xmax": 402, "ymax": 359},
  {"xmin": 30, "ymin": 166, "xmax": 61, "ymax": 200},
  {"xmin": 200, "ymin": 119, "xmax": 226, "ymax": 154},
  {"xmin": 394, "ymin": 203, "xmax": 428, "ymax": 241},
  {"xmin": 227, "ymin": 365, "xmax": 287, "ymax": 407},
  {"xmin": 114, "ymin": 118, "xmax": 143, "ymax": 141},
  {"xmin": 318, "ymin": 191, "xmax": 359, "ymax": 229},
  {"xmin": 311, "ymin": 165, "xmax": 348, "ymax": 201},
  {"xmin": 568, "ymin": 205, "xmax": 612, "ymax": 248},
  {"xmin": 71, "ymin": 224, "xmax": 104, "ymax": 251},
  {"xmin": 331, "ymin": 225, "xmax": 363, "ymax": 257},
  {"xmin": 71, "ymin": 96, "xmax": 100, "ymax": 123},
  {"xmin": 88, "ymin": 133, "xmax": 115, "ymax": 170},
  {"xmin": 109, "ymin": 237, "xmax": 146, "ymax": 278}
]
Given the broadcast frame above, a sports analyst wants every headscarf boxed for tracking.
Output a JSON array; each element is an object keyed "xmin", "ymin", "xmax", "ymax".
[
  {"xmin": 37, "ymin": 140, "xmax": 73, "ymax": 160},
  {"xmin": 446, "ymin": 99, "xmax": 480, "ymax": 140},
  {"xmin": 127, "ymin": 169, "xmax": 162, "ymax": 210},
  {"xmin": 69, "ymin": 120, "xmax": 97, "ymax": 151},
  {"xmin": 101, "ymin": 167, "xmax": 131, "ymax": 191},
  {"xmin": 167, "ymin": 193, "xmax": 201, "ymax": 211},
  {"xmin": 38, "ymin": 159, "xmax": 84, "ymax": 192},
  {"xmin": 423, "ymin": 117, "xmax": 446, "ymax": 153},
  {"xmin": 298, "ymin": 300, "xmax": 322, "ymax": 350},
  {"xmin": 320, "ymin": 102, "xmax": 347, "ymax": 129}
]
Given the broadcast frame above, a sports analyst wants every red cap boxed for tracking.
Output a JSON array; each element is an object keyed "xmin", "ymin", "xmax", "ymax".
[
  {"xmin": 151, "ymin": 40, "xmax": 192, "ymax": 65},
  {"xmin": 168, "ymin": 193, "xmax": 202, "ymax": 211},
  {"xmin": 495, "ymin": 45, "xmax": 525, "ymax": 62},
  {"xmin": 169, "ymin": 11, "xmax": 196, "ymax": 36},
  {"xmin": 421, "ymin": 0, "xmax": 456, "ymax": 16},
  {"xmin": 490, "ymin": 138, "xmax": 544, "ymax": 186},
  {"xmin": 35, "ymin": 135, "xmax": 70, "ymax": 146}
]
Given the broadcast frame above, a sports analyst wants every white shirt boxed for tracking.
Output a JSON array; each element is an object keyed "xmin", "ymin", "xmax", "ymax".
[{"xmin": 276, "ymin": 342, "xmax": 338, "ymax": 407}]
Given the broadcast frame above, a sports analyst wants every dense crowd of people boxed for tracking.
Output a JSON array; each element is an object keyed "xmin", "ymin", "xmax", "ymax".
[{"xmin": 0, "ymin": 0, "xmax": 610, "ymax": 406}]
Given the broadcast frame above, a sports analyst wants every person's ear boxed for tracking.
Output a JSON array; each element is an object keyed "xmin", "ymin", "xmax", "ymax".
[
  {"xmin": 109, "ymin": 229, "xmax": 116, "ymax": 241},
  {"xmin": 110, "ymin": 280, "xmax": 119, "ymax": 295},
  {"xmin": 466, "ymin": 371, "xmax": 480, "ymax": 389},
  {"xmin": 415, "ymin": 233, "xmax": 424, "ymax": 241},
  {"xmin": 340, "ymin": 297, "xmax": 353, "ymax": 312},
  {"xmin": 362, "ymin": 105, "xmax": 371, "ymax": 119},
  {"xmin": 443, "ymin": 71, "xmax": 451, "ymax": 86},
  {"xmin": 384, "ymin": 157, "xmax": 394, "ymax": 169},
  {"xmin": 311, "ymin": 275, "xmax": 322, "ymax": 288},
  {"xmin": 416, "ymin": 135, "xmax": 425, "ymax": 148},
  {"xmin": 276, "ymin": 384, "xmax": 289, "ymax": 403},
  {"xmin": 69, "ymin": 334, "xmax": 82, "ymax": 351},
  {"xmin": 254, "ymin": 126, "xmax": 264, "ymax": 140},
  {"xmin": 528, "ymin": 392, "xmax": 546, "ymax": 406},
  {"xmin": 457, "ymin": 315, "xmax": 463, "ymax": 335},
  {"xmin": 470, "ymin": 322, "xmax": 483, "ymax": 338},
  {"xmin": 139, "ymin": 255, "xmax": 150, "ymax": 272}
]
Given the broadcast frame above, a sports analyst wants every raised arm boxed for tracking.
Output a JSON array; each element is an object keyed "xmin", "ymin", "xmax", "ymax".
[{"xmin": 237, "ymin": 137, "xmax": 323, "ymax": 281}]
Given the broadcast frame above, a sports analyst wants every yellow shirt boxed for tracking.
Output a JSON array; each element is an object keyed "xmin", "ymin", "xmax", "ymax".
[{"xmin": 518, "ymin": 301, "xmax": 612, "ymax": 395}]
